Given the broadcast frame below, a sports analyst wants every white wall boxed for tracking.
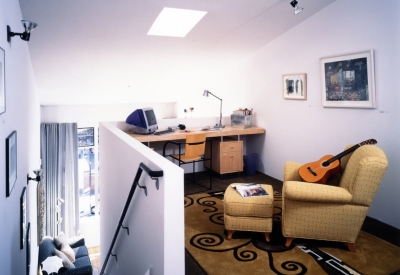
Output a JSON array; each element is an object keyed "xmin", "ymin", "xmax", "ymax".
[
  {"xmin": 99, "ymin": 122, "xmax": 184, "ymax": 275},
  {"xmin": 0, "ymin": 0, "xmax": 41, "ymax": 274},
  {"xmin": 241, "ymin": 0, "xmax": 400, "ymax": 228}
]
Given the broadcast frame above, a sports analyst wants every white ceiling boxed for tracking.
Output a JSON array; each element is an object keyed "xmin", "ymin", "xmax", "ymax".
[{"xmin": 18, "ymin": 0, "xmax": 335, "ymax": 105}]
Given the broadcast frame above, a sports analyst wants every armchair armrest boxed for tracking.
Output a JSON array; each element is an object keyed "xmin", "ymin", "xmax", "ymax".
[
  {"xmin": 68, "ymin": 236, "xmax": 85, "ymax": 248},
  {"xmin": 284, "ymin": 181, "xmax": 352, "ymax": 204},
  {"xmin": 284, "ymin": 162, "xmax": 303, "ymax": 182}
]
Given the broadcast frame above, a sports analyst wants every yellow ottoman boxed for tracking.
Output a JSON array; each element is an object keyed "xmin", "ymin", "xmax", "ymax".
[{"xmin": 224, "ymin": 183, "xmax": 274, "ymax": 241}]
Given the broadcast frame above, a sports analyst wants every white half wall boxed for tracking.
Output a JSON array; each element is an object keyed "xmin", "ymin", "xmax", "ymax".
[
  {"xmin": 0, "ymin": 0, "xmax": 41, "ymax": 274},
  {"xmin": 241, "ymin": 0, "xmax": 400, "ymax": 228},
  {"xmin": 99, "ymin": 122, "xmax": 184, "ymax": 275}
]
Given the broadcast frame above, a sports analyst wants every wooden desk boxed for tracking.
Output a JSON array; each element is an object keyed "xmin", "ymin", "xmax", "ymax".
[
  {"xmin": 127, "ymin": 126, "xmax": 265, "ymax": 176},
  {"xmin": 127, "ymin": 126, "xmax": 265, "ymax": 142}
]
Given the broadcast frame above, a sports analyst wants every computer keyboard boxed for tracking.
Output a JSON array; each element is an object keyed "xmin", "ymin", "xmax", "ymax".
[{"xmin": 154, "ymin": 129, "xmax": 173, "ymax": 135}]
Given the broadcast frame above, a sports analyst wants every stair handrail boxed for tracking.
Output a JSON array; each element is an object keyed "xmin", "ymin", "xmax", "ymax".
[{"xmin": 100, "ymin": 162, "xmax": 163, "ymax": 275}]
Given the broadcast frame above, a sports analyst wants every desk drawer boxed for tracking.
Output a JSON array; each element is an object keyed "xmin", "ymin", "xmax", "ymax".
[{"xmin": 220, "ymin": 141, "xmax": 242, "ymax": 153}]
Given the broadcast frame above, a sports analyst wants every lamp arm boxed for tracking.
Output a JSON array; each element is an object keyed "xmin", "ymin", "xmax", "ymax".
[
  {"xmin": 204, "ymin": 90, "xmax": 224, "ymax": 128},
  {"xmin": 219, "ymin": 98, "xmax": 222, "ymax": 126},
  {"xmin": 208, "ymin": 92, "xmax": 222, "ymax": 101},
  {"xmin": 208, "ymin": 92, "xmax": 223, "ymax": 127}
]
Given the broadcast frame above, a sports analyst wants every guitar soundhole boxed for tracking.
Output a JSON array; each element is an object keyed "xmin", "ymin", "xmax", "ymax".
[{"xmin": 322, "ymin": 161, "xmax": 330, "ymax": 167}]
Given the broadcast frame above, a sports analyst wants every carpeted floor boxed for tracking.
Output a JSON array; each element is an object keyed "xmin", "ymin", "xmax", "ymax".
[{"xmin": 184, "ymin": 189, "xmax": 400, "ymax": 275}]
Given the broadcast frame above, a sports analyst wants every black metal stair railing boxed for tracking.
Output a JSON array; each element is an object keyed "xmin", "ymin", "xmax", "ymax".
[{"xmin": 100, "ymin": 162, "xmax": 163, "ymax": 275}]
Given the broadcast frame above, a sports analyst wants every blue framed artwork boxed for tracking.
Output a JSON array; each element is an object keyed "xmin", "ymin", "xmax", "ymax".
[{"xmin": 321, "ymin": 50, "xmax": 375, "ymax": 108}]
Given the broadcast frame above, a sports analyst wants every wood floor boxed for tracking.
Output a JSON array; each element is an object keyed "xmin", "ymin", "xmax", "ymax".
[
  {"xmin": 88, "ymin": 171, "xmax": 400, "ymax": 275},
  {"xmin": 88, "ymin": 246, "xmax": 100, "ymax": 275}
]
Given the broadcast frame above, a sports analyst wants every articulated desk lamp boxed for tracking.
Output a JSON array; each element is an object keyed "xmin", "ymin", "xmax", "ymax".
[{"xmin": 203, "ymin": 90, "xmax": 225, "ymax": 128}]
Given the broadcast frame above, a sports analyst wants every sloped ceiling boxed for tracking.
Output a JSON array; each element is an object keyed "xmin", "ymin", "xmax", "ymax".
[{"xmin": 18, "ymin": 0, "xmax": 335, "ymax": 105}]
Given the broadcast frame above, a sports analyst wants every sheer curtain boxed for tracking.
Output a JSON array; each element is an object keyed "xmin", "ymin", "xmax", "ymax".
[{"xmin": 41, "ymin": 123, "xmax": 79, "ymax": 238}]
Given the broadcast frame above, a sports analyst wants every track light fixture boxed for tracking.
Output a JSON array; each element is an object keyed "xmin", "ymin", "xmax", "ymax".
[
  {"xmin": 290, "ymin": 0, "xmax": 304, "ymax": 15},
  {"xmin": 7, "ymin": 20, "xmax": 38, "ymax": 42}
]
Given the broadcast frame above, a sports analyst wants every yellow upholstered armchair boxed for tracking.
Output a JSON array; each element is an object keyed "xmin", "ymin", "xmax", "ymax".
[{"xmin": 282, "ymin": 145, "xmax": 388, "ymax": 252}]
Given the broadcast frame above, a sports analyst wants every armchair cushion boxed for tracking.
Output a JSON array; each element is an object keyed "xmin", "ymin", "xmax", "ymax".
[{"xmin": 284, "ymin": 181, "xmax": 352, "ymax": 204}]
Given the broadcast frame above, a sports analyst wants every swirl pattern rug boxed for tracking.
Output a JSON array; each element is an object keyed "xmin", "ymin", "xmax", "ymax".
[{"xmin": 184, "ymin": 191, "xmax": 400, "ymax": 275}]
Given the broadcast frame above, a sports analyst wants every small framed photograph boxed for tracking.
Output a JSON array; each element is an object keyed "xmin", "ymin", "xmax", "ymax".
[
  {"xmin": 6, "ymin": 130, "xmax": 17, "ymax": 197},
  {"xmin": 78, "ymin": 127, "xmax": 95, "ymax": 147},
  {"xmin": 0, "ymin": 47, "xmax": 5, "ymax": 114},
  {"xmin": 21, "ymin": 187, "xmax": 27, "ymax": 249},
  {"xmin": 283, "ymin": 73, "xmax": 307, "ymax": 100},
  {"xmin": 321, "ymin": 50, "xmax": 375, "ymax": 108}
]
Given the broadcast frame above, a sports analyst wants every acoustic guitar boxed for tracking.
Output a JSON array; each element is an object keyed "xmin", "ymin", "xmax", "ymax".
[{"xmin": 298, "ymin": 139, "xmax": 377, "ymax": 184}]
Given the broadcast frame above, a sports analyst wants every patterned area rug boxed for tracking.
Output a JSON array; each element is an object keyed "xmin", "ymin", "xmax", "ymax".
[{"xmin": 184, "ymin": 191, "xmax": 400, "ymax": 275}]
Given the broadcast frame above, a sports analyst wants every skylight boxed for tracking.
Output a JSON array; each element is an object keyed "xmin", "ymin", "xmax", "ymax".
[{"xmin": 147, "ymin": 7, "xmax": 207, "ymax": 37}]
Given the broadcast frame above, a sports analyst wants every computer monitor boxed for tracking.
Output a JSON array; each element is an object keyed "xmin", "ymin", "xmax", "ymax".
[{"xmin": 126, "ymin": 107, "xmax": 158, "ymax": 134}]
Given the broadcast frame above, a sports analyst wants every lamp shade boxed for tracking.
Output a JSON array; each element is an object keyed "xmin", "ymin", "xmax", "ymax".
[{"xmin": 21, "ymin": 20, "xmax": 38, "ymax": 32}]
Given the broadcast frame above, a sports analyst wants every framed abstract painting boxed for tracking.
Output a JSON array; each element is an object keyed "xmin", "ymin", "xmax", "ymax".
[
  {"xmin": 321, "ymin": 50, "xmax": 375, "ymax": 108},
  {"xmin": 283, "ymin": 73, "xmax": 307, "ymax": 100}
]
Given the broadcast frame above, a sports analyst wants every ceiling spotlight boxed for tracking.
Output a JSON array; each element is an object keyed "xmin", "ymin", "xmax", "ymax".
[
  {"xmin": 290, "ymin": 0, "xmax": 304, "ymax": 15},
  {"xmin": 7, "ymin": 20, "xmax": 38, "ymax": 42}
]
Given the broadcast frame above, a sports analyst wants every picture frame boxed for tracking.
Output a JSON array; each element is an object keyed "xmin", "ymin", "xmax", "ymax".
[
  {"xmin": 26, "ymin": 222, "xmax": 31, "ymax": 275},
  {"xmin": 282, "ymin": 73, "xmax": 307, "ymax": 100},
  {"xmin": 78, "ymin": 127, "xmax": 95, "ymax": 147},
  {"xmin": 21, "ymin": 187, "xmax": 27, "ymax": 249},
  {"xmin": 321, "ymin": 50, "xmax": 375, "ymax": 108},
  {"xmin": 0, "ymin": 47, "xmax": 5, "ymax": 114},
  {"xmin": 6, "ymin": 131, "xmax": 17, "ymax": 197}
]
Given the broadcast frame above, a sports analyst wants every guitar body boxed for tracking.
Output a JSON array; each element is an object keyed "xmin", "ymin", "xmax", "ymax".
[{"xmin": 299, "ymin": 155, "xmax": 341, "ymax": 184}]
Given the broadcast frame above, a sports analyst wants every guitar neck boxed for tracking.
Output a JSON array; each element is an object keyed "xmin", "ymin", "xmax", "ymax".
[
  {"xmin": 326, "ymin": 139, "xmax": 377, "ymax": 164},
  {"xmin": 328, "ymin": 144, "xmax": 360, "ymax": 163}
]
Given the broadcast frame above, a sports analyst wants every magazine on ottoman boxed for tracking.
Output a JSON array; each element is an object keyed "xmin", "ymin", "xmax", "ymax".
[{"xmin": 231, "ymin": 183, "xmax": 269, "ymax": 198}]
